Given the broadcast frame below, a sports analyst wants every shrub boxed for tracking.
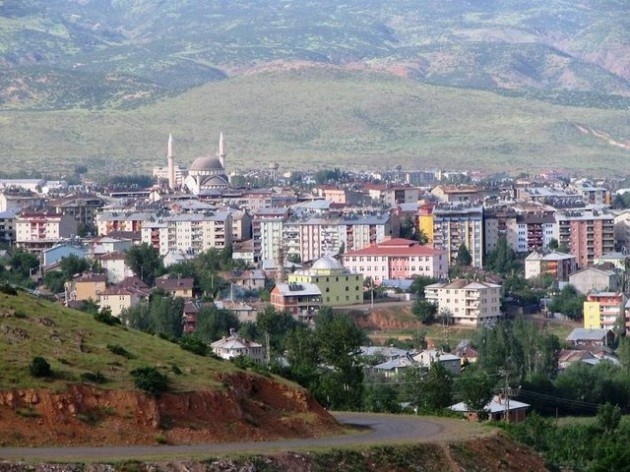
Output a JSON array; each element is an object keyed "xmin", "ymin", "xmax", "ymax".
[
  {"xmin": 179, "ymin": 335, "xmax": 209, "ymax": 356},
  {"xmin": 80, "ymin": 371, "xmax": 107, "ymax": 384},
  {"xmin": 0, "ymin": 284, "xmax": 18, "ymax": 296},
  {"xmin": 130, "ymin": 367, "xmax": 169, "ymax": 395},
  {"xmin": 29, "ymin": 356, "xmax": 51, "ymax": 377},
  {"xmin": 107, "ymin": 344, "xmax": 135, "ymax": 359},
  {"xmin": 171, "ymin": 364, "xmax": 183, "ymax": 375},
  {"xmin": 94, "ymin": 310, "xmax": 121, "ymax": 326}
]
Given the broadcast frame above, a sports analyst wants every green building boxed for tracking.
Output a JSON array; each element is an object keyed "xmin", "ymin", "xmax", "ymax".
[{"xmin": 288, "ymin": 255, "xmax": 363, "ymax": 306}]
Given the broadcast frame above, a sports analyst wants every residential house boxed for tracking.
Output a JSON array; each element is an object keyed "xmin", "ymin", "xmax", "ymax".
[
  {"xmin": 430, "ymin": 185, "xmax": 484, "ymax": 203},
  {"xmin": 450, "ymin": 395, "xmax": 530, "ymax": 423},
  {"xmin": 65, "ymin": 273, "xmax": 107, "ymax": 303},
  {"xmin": 569, "ymin": 266, "xmax": 618, "ymax": 295},
  {"xmin": 210, "ymin": 330, "xmax": 264, "ymax": 362},
  {"xmin": 98, "ymin": 278, "xmax": 151, "ymax": 317},
  {"xmin": 413, "ymin": 350, "xmax": 461, "ymax": 375},
  {"xmin": 270, "ymin": 282, "xmax": 322, "ymax": 321},
  {"xmin": 372, "ymin": 356, "xmax": 416, "ymax": 378},
  {"xmin": 565, "ymin": 328, "xmax": 615, "ymax": 348},
  {"xmin": 96, "ymin": 251, "xmax": 134, "ymax": 284},
  {"xmin": 154, "ymin": 277, "xmax": 194, "ymax": 298}
]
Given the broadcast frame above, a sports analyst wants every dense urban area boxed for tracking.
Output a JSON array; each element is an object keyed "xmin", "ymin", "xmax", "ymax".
[{"xmin": 2, "ymin": 139, "xmax": 630, "ymax": 470}]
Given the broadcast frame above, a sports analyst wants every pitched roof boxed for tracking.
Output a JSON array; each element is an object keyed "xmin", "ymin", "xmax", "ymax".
[
  {"xmin": 450, "ymin": 395, "xmax": 530, "ymax": 414},
  {"xmin": 155, "ymin": 278, "xmax": 194, "ymax": 291},
  {"xmin": 566, "ymin": 328, "xmax": 613, "ymax": 342},
  {"xmin": 343, "ymin": 238, "xmax": 443, "ymax": 257}
]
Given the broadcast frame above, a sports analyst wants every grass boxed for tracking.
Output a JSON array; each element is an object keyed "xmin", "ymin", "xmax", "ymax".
[
  {"xmin": 0, "ymin": 291, "xmax": 236, "ymax": 391},
  {"xmin": 0, "ymin": 68, "xmax": 627, "ymax": 178}
]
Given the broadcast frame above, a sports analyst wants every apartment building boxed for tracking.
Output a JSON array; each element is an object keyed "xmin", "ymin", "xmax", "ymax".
[
  {"xmin": 583, "ymin": 292, "xmax": 626, "ymax": 331},
  {"xmin": 15, "ymin": 211, "xmax": 78, "ymax": 253},
  {"xmin": 141, "ymin": 211, "xmax": 232, "ymax": 256},
  {"xmin": 342, "ymin": 238, "xmax": 448, "ymax": 283},
  {"xmin": 432, "ymin": 204, "xmax": 484, "ymax": 267},
  {"xmin": 524, "ymin": 251, "xmax": 577, "ymax": 282},
  {"xmin": 95, "ymin": 211, "xmax": 155, "ymax": 236},
  {"xmin": 425, "ymin": 279, "xmax": 502, "ymax": 326},
  {"xmin": 252, "ymin": 207, "xmax": 288, "ymax": 263},
  {"xmin": 288, "ymin": 255, "xmax": 363, "ymax": 306},
  {"xmin": 555, "ymin": 210, "xmax": 615, "ymax": 268}
]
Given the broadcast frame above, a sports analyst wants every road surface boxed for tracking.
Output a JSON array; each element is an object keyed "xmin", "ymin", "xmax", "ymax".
[{"xmin": 0, "ymin": 413, "xmax": 483, "ymax": 462}]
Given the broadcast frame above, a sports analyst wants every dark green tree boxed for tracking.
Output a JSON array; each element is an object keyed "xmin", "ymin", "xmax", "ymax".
[
  {"xmin": 363, "ymin": 384, "xmax": 402, "ymax": 413},
  {"xmin": 485, "ymin": 235, "xmax": 519, "ymax": 275},
  {"xmin": 455, "ymin": 243, "xmax": 472, "ymax": 267},
  {"xmin": 195, "ymin": 305, "xmax": 240, "ymax": 343},
  {"xmin": 421, "ymin": 361, "xmax": 453, "ymax": 410},
  {"xmin": 43, "ymin": 270, "xmax": 66, "ymax": 294},
  {"xmin": 457, "ymin": 367, "xmax": 495, "ymax": 420},
  {"xmin": 548, "ymin": 284, "xmax": 585, "ymax": 320},
  {"xmin": 125, "ymin": 243, "xmax": 163, "ymax": 286},
  {"xmin": 597, "ymin": 402, "xmax": 621, "ymax": 434},
  {"xmin": 412, "ymin": 299, "xmax": 438, "ymax": 324},
  {"xmin": 409, "ymin": 275, "xmax": 438, "ymax": 297}
]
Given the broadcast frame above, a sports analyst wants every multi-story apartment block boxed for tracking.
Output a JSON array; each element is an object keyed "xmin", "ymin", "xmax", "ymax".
[
  {"xmin": 366, "ymin": 185, "xmax": 419, "ymax": 208},
  {"xmin": 49, "ymin": 195, "xmax": 105, "ymax": 230},
  {"xmin": 251, "ymin": 207, "xmax": 288, "ymax": 263},
  {"xmin": 95, "ymin": 211, "xmax": 155, "ymax": 236},
  {"xmin": 140, "ymin": 212, "xmax": 232, "ymax": 256},
  {"xmin": 342, "ymin": 238, "xmax": 448, "ymax": 283},
  {"xmin": 569, "ymin": 181, "xmax": 610, "ymax": 206},
  {"xmin": 0, "ymin": 208, "xmax": 18, "ymax": 244},
  {"xmin": 430, "ymin": 185, "xmax": 484, "ymax": 204},
  {"xmin": 432, "ymin": 204, "xmax": 484, "ymax": 267},
  {"xmin": 555, "ymin": 210, "xmax": 615, "ymax": 268},
  {"xmin": 15, "ymin": 211, "xmax": 78, "ymax": 253},
  {"xmin": 418, "ymin": 203, "xmax": 434, "ymax": 244},
  {"xmin": 524, "ymin": 251, "xmax": 577, "ymax": 282},
  {"xmin": 270, "ymin": 282, "xmax": 322, "ymax": 321},
  {"xmin": 508, "ymin": 214, "xmax": 557, "ymax": 253},
  {"xmin": 425, "ymin": 279, "xmax": 502, "ymax": 326},
  {"xmin": 583, "ymin": 292, "xmax": 626, "ymax": 331},
  {"xmin": 0, "ymin": 191, "xmax": 44, "ymax": 213}
]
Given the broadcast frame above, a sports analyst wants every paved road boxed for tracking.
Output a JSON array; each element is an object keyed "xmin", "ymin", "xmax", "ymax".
[{"xmin": 0, "ymin": 413, "xmax": 467, "ymax": 462}]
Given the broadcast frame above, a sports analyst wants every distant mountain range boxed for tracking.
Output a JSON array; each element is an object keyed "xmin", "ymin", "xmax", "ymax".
[{"xmin": 0, "ymin": 0, "xmax": 628, "ymax": 110}]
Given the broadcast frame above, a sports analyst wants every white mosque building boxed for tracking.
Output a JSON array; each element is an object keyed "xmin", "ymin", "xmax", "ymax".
[{"xmin": 153, "ymin": 133, "xmax": 231, "ymax": 195}]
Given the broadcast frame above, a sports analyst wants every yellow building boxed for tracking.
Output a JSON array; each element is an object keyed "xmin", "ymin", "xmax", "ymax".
[
  {"xmin": 419, "ymin": 204, "xmax": 434, "ymax": 243},
  {"xmin": 288, "ymin": 255, "xmax": 363, "ymax": 306},
  {"xmin": 583, "ymin": 301, "xmax": 602, "ymax": 329}
]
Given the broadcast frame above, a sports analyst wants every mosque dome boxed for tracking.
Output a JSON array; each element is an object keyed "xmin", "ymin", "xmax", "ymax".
[
  {"xmin": 312, "ymin": 255, "xmax": 344, "ymax": 271},
  {"xmin": 189, "ymin": 156, "xmax": 224, "ymax": 172}
]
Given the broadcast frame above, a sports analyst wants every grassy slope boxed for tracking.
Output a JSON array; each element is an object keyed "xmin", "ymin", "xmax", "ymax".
[
  {"xmin": 0, "ymin": 290, "xmax": 235, "ymax": 391},
  {"xmin": 0, "ymin": 69, "xmax": 627, "ymax": 177}
]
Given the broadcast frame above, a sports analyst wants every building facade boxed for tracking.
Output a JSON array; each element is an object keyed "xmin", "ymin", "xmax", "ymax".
[{"xmin": 425, "ymin": 279, "xmax": 502, "ymax": 326}]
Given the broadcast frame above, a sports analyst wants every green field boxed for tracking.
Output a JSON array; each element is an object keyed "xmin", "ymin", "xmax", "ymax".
[
  {"xmin": 0, "ymin": 290, "xmax": 237, "ymax": 391},
  {"xmin": 1, "ymin": 69, "xmax": 627, "ymax": 177}
]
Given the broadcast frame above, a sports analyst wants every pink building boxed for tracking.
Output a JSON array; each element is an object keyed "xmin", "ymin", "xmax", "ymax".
[{"xmin": 342, "ymin": 238, "xmax": 448, "ymax": 284}]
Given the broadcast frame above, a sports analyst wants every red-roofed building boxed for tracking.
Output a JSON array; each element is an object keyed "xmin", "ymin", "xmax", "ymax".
[{"xmin": 341, "ymin": 238, "xmax": 448, "ymax": 283}]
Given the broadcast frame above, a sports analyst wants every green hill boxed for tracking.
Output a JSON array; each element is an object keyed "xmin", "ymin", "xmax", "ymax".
[
  {"xmin": 0, "ymin": 289, "xmax": 234, "ymax": 391},
  {"xmin": 0, "ymin": 69, "xmax": 627, "ymax": 177}
]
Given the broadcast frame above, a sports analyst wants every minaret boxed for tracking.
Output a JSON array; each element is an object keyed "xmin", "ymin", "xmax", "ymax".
[
  {"xmin": 218, "ymin": 132, "xmax": 226, "ymax": 169},
  {"xmin": 167, "ymin": 133, "xmax": 175, "ymax": 190}
]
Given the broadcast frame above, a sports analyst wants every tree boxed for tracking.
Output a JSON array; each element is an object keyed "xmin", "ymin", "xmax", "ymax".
[
  {"xmin": 125, "ymin": 243, "xmax": 163, "ymax": 286},
  {"xmin": 409, "ymin": 275, "xmax": 438, "ymax": 297},
  {"xmin": 43, "ymin": 271, "xmax": 66, "ymax": 294},
  {"xmin": 363, "ymin": 384, "xmax": 401, "ymax": 413},
  {"xmin": 59, "ymin": 254, "xmax": 90, "ymax": 279},
  {"xmin": 548, "ymin": 284, "xmax": 585, "ymax": 320},
  {"xmin": 29, "ymin": 356, "xmax": 52, "ymax": 377},
  {"xmin": 421, "ymin": 361, "xmax": 453, "ymax": 411},
  {"xmin": 597, "ymin": 402, "xmax": 621, "ymax": 434},
  {"xmin": 547, "ymin": 238, "xmax": 559, "ymax": 250},
  {"xmin": 485, "ymin": 236, "xmax": 519, "ymax": 276},
  {"xmin": 412, "ymin": 299, "xmax": 438, "ymax": 324},
  {"xmin": 455, "ymin": 243, "xmax": 472, "ymax": 267},
  {"xmin": 458, "ymin": 367, "xmax": 495, "ymax": 420},
  {"xmin": 9, "ymin": 250, "xmax": 39, "ymax": 279},
  {"xmin": 195, "ymin": 305, "xmax": 240, "ymax": 343}
]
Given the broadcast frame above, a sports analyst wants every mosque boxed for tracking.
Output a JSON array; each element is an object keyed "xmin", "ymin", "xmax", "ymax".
[{"xmin": 156, "ymin": 133, "xmax": 231, "ymax": 195}]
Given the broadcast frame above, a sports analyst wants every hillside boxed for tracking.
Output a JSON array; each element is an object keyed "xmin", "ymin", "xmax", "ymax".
[
  {"xmin": 0, "ymin": 69, "xmax": 627, "ymax": 177},
  {"xmin": 0, "ymin": 289, "xmax": 339, "ymax": 446},
  {"xmin": 0, "ymin": 0, "xmax": 627, "ymax": 111}
]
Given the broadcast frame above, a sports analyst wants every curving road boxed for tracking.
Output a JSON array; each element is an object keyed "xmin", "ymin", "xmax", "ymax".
[{"xmin": 0, "ymin": 413, "xmax": 484, "ymax": 462}]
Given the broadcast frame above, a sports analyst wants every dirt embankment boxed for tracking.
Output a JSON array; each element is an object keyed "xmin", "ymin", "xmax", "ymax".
[
  {"xmin": 0, "ymin": 372, "xmax": 340, "ymax": 447},
  {"xmin": 0, "ymin": 434, "xmax": 550, "ymax": 471},
  {"xmin": 353, "ymin": 306, "xmax": 422, "ymax": 331}
]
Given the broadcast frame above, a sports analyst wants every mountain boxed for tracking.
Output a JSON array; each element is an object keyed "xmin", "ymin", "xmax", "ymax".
[{"xmin": 0, "ymin": 0, "xmax": 627, "ymax": 110}]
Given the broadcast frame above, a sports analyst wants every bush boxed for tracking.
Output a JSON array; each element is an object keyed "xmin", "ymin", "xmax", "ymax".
[
  {"xmin": 130, "ymin": 367, "xmax": 169, "ymax": 395},
  {"xmin": 94, "ymin": 310, "xmax": 121, "ymax": 326},
  {"xmin": 107, "ymin": 343, "xmax": 135, "ymax": 359},
  {"xmin": 80, "ymin": 371, "xmax": 107, "ymax": 384},
  {"xmin": 179, "ymin": 335, "xmax": 209, "ymax": 356},
  {"xmin": 0, "ymin": 284, "xmax": 18, "ymax": 296},
  {"xmin": 29, "ymin": 356, "xmax": 51, "ymax": 377}
]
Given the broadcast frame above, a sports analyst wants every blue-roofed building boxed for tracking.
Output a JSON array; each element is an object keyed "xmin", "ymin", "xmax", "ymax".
[{"xmin": 42, "ymin": 243, "xmax": 87, "ymax": 269}]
